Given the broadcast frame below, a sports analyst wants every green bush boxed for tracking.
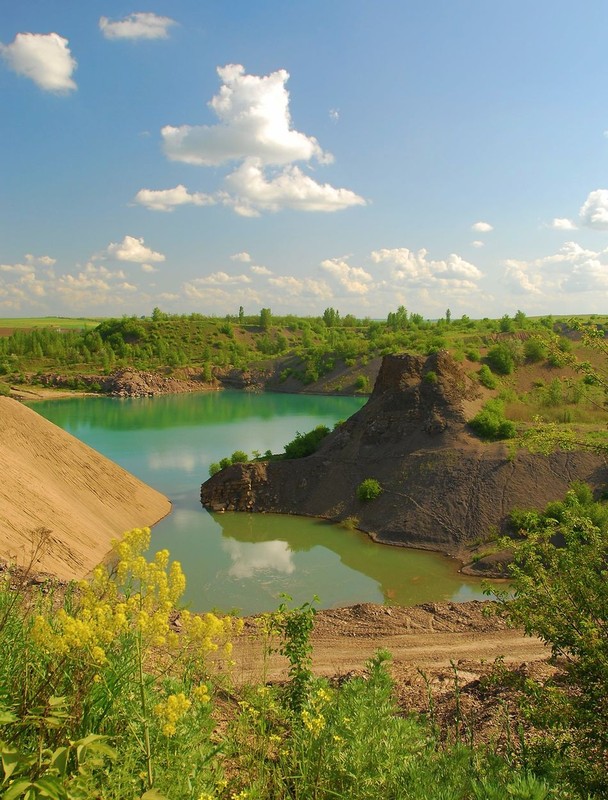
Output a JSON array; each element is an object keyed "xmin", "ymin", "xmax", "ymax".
[
  {"xmin": 357, "ymin": 478, "xmax": 383, "ymax": 502},
  {"xmin": 423, "ymin": 370, "xmax": 437, "ymax": 383},
  {"xmin": 498, "ymin": 485, "xmax": 608, "ymax": 793},
  {"xmin": 469, "ymin": 399, "xmax": 516, "ymax": 440},
  {"xmin": 0, "ymin": 381, "xmax": 10, "ymax": 396},
  {"xmin": 524, "ymin": 337, "xmax": 547, "ymax": 362},
  {"xmin": 486, "ymin": 343, "xmax": 515, "ymax": 375},
  {"xmin": 477, "ymin": 364, "xmax": 497, "ymax": 389},
  {"xmin": 284, "ymin": 425, "xmax": 330, "ymax": 459}
]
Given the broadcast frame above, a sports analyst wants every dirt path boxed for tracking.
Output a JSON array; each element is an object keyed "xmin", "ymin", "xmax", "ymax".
[{"xmin": 229, "ymin": 601, "xmax": 548, "ymax": 686}]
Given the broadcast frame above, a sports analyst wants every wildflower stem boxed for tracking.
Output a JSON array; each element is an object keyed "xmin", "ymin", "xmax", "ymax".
[{"xmin": 136, "ymin": 632, "xmax": 153, "ymax": 790}]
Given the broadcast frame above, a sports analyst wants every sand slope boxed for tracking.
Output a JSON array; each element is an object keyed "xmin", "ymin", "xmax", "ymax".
[{"xmin": 0, "ymin": 397, "xmax": 171, "ymax": 580}]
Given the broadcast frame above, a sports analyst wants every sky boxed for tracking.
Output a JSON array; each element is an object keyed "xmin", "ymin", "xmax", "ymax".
[{"xmin": 2, "ymin": 1, "xmax": 608, "ymax": 320}]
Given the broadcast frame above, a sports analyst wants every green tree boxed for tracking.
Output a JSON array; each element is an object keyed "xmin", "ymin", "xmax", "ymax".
[{"xmin": 259, "ymin": 307, "xmax": 272, "ymax": 330}]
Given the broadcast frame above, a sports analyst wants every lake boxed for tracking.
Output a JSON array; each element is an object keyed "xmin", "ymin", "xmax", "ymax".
[{"xmin": 31, "ymin": 391, "xmax": 488, "ymax": 614}]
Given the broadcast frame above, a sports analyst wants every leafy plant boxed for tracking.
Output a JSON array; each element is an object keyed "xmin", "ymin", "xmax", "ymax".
[{"xmin": 357, "ymin": 478, "xmax": 383, "ymax": 502}]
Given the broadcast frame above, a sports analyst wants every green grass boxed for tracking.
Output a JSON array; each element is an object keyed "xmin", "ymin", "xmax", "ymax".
[{"xmin": 0, "ymin": 316, "xmax": 102, "ymax": 331}]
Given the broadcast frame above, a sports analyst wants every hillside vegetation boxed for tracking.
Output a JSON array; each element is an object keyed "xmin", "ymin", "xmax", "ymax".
[{"xmin": 0, "ymin": 308, "xmax": 607, "ymax": 429}]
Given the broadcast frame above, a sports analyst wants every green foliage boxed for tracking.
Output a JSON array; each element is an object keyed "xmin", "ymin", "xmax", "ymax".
[
  {"xmin": 524, "ymin": 337, "xmax": 547, "ymax": 363},
  {"xmin": 423, "ymin": 370, "xmax": 437, "ymax": 383},
  {"xmin": 0, "ymin": 381, "xmax": 10, "ymax": 396},
  {"xmin": 469, "ymin": 399, "xmax": 516, "ymax": 440},
  {"xmin": 486, "ymin": 343, "xmax": 515, "ymax": 374},
  {"xmin": 357, "ymin": 478, "xmax": 383, "ymax": 502},
  {"xmin": 477, "ymin": 364, "xmax": 498, "ymax": 389},
  {"xmin": 354, "ymin": 374, "xmax": 371, "ymax": 392},
  {"xmin": 284, "ymin": 425, "xmax": 330, "ymax": 459},
  {"xmin": 497, "ymin": 485, "xmax": 608, "ymax": 794}
]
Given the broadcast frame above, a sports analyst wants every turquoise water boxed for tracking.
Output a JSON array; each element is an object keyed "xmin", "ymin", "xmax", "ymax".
[{"xmin": 32, "ymin": 392, "xmax": 487, "ymax": 614}]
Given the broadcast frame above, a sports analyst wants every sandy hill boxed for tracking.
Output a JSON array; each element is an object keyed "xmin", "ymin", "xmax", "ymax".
[
  {"xmin": 0, "ymin": 397, "xmax": 171, "ymax": 580},
  {"xmin": 201, "ymin": 351, "xmax": 606, "ymax": 558}
]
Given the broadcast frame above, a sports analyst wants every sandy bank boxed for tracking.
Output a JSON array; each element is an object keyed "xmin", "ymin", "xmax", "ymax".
[{"xmin": 0, "ymin": 396, "xmax": 171, "ymax": 580}]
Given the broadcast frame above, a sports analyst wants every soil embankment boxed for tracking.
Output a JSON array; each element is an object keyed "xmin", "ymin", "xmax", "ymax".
[
  {"xmin": 0, "ymin": 396, "xmax": 171, "ymax": 579},
  {"xmin": 201, "ymin": 351, "xmax": 606, "ymax": 567}
]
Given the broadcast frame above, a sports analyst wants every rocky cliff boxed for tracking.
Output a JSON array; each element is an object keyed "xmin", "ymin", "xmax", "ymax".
[{"xmin": 200, "ymin": 352, "xmax": 606, "ymax": 557}]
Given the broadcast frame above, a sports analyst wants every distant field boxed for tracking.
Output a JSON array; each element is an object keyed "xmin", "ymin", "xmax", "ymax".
[{"xmin": 0, "ymin": 317, "xmax": 102, "ymax": 334}]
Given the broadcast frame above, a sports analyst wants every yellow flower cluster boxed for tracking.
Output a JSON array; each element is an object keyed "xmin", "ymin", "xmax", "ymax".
[
  {"xmin": 31, "ymin": 527, "xmax": 240, "ymax": 668},
  {"xmin": 153, "ymin": 691, "xmax": 191, "ymax": 737},
  {"xmin": 300, "ymin": 686, "xmax": 332, "ymax": 737},
  {"xmin": 192, "ymin": 683, "xmax": 211, "ymax": 704}
]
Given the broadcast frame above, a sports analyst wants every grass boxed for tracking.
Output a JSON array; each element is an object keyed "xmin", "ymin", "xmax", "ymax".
[
  {"xmin": 0, "ymin": 529, "xmax": 596, "ymax": 800},
  {"xmin": 0, "ymin": 316, "xmax": 102, "ymax": 331}
]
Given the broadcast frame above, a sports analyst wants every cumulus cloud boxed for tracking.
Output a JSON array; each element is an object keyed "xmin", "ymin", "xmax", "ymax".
[
  {"xmin": 0, "ymin": 32, "xmax": 77, "ymax": 93},
  {"xmin": 250, "ymin": 265, "xmax": 272, "ymax": 276},
  {"xmin": 371, "ymin": 248, "xmax": 483, "ymax": 291},
  {"xmin": 162, "ymin": 64, "xmax": 330, "ymax": 167},
  {"xmin": 471, "ymin": 221, "xmax": 493, "ymax": 233},
  {"xmin": 550, "ymin": 217, "xmax": 578, "ymax": 231},
  {"xmin": 231, "ymin": 251, "xmax": 251, "ymax": 263},
  {"xmin": 141, "ymin": 263, "xmax": 159, "ymax": 273},
  {"xmin": 503, "ymin": 240, "xmax": 608, "ymax": 295},
  {"xmin": 471, "ymin": 240, "xmax": 484, "ymax": 248},
  {"xmin": 579, "ymin": 189, "xmax": 608, "ymax": 230},
  {"xmin": 158, "ymin": 64, "xmax": 364, "ymax": 216},
  {"xmin": 223, "ymin": 159, "xmax": 365, "ymax": 216},
  {"xmin": 99, "ymin": 12, "xmax": 176, "ymax": 40},
  {"xmin": 106, "ymin": 235, "xmax": 165, "ymax": 264},
  {"xmin": 267, "ymin": 275, "xmax": 332, "ymax": 299},
  {"xmin": 188, "ymin": 272, "xmax": 251, "ymax": 286},
  {"xmin": 320, "ymin": 257, "xmax": 373, "ymax": 294},
  {"xmin": 134, "ymin": 185, "xmax": 215, "ymax": 212}
]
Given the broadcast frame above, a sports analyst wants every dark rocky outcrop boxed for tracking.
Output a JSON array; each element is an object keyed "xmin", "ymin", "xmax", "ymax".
[{"xmin": 201, "ymin": 352, "xmax": 606, "ymax": 558}]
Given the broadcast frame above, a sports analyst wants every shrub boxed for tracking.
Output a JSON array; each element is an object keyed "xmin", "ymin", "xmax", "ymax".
[
  {"xmin": 469, "ymin": 399, "xmax": 516, "ymax": 440},
  {"xmin": 0, "ymin": 381, "xmax": 10, "ymax": 396},
  {"xmin": 354, "ymin": 374, "xmax": 371, "ymax": 392},
  {"xmin": 284, "ymin": 425, "xmax": 330, "ymax": 459},
  {"xmin": 477, "ymin": 364, "xmax": 497, "ymax": 389},
  {"xmin": 486, "ymin": 343, "xmax": 515, "ymax": 375},
  {"xmin": 230, "ymin": 450, "xmax": 249, "ymax": 463},
  {"xmin": 423, "ymin": 370, "xmax": 437, "ymax": 383},
  {"xmin": 357, "ymin": 478, "xmax": 383, "ymax": 502},
  {"xmin": 524, "ymin": 337, "xmax": 547, "ymax": 362},
  {"xmin": 497, "ymin": 486, "xmax": 608, "ymax": 793}
]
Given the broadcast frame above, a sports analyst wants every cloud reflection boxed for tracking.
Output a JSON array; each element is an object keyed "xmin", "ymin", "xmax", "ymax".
[{"xmin": 222, "ymin": 539, "xmax": 295, "ymax": 579}]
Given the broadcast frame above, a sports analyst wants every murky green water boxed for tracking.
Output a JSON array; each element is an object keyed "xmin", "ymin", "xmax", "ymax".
[{"xmin": 32, "ymin": 391, "xmax": 487, "ymax": 614}]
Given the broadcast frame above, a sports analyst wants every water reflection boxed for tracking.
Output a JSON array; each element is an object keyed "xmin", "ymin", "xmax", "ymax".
[
  {"xmin": 222, "ymin": 539, "xmax": 295, "ymax": 578},
  {"xmin": 214, "ymin": 512, "xmax": 486, "ymax": 610}
]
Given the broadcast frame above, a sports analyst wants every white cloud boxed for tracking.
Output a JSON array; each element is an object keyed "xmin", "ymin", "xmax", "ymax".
[
  {"xmin": 25, "ymin": 254, "xmax": 56, "ymax": 266},
  {"xmin": 223, "ymin": 158, "xmax": 366, "ymax": 216},
  {"xmin": 134, "ymin": 185, "xmax": 215, "ymax": 212},
  {"xmin": 503, "ymin": 240, "xmax": 608, "ymax": 295},
  {"xmin": 158, "ymin": 64, "xmax": 364, "ymax": 216},
  {"xmin": 320, "ymin": 257, "xmax": 373, "ymax": 294},
  {"xmin": 99, "ymin": 12, "xmax": 176, "ymax": 41},
  {"xmin": 550, "ymin": 217, "xmax": 578, "ymax": 231},
  {"xmin": 230, "ymin": 251, "xmax": 251, "ymax": 263},
  {"xmin": 0, "ymin": 32, "xmax": 77, "ymax": 93},
  {"xmin": 189, "ymin": 272, "xmax": 251, "ymax": 285},
  {"xmin": 141, "ymin": 263, "xmax": 159, "ymax": 273},
  {"xmin": 107, "ymin": 235, "xmax": 165, "ymax": 264},
  {"xmin": 267, "ymin": 275, "xmax": 332, "ymax": 298},
  {"xmin": 162, "ymin": 64, "xmax": 331, "ymax": 167},
  {"xmin": 250, "ymin": 265, "xmax": 272, "ymax": 276},
  {"xmin": 579, "ymin": 189, "xmax": 608, "ymax": 230},
  {"xmin": 371, "ymin": 248, "xmax": 483, "ymax": 290},
  {"xmin": 329, "ymin": 108, "xmax": 340, "ymax": 123},
  {"xmin": 471, "ymin": 221, "xmax": 493, "ymax": 233},
  {"xmin": 471, "ymin": 240, "xmax": 484, "ymax": 248}
]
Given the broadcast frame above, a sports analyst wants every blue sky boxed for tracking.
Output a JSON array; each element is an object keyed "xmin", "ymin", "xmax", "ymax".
[{"xmin": 2, "ymin": 1, "xmax": 608, "ymax": 319}]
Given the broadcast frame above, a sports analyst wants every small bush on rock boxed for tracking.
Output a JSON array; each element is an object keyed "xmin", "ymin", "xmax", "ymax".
[{"xmin": 357, "ymin": 478, "xmax": 383, "ymax": 502}]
